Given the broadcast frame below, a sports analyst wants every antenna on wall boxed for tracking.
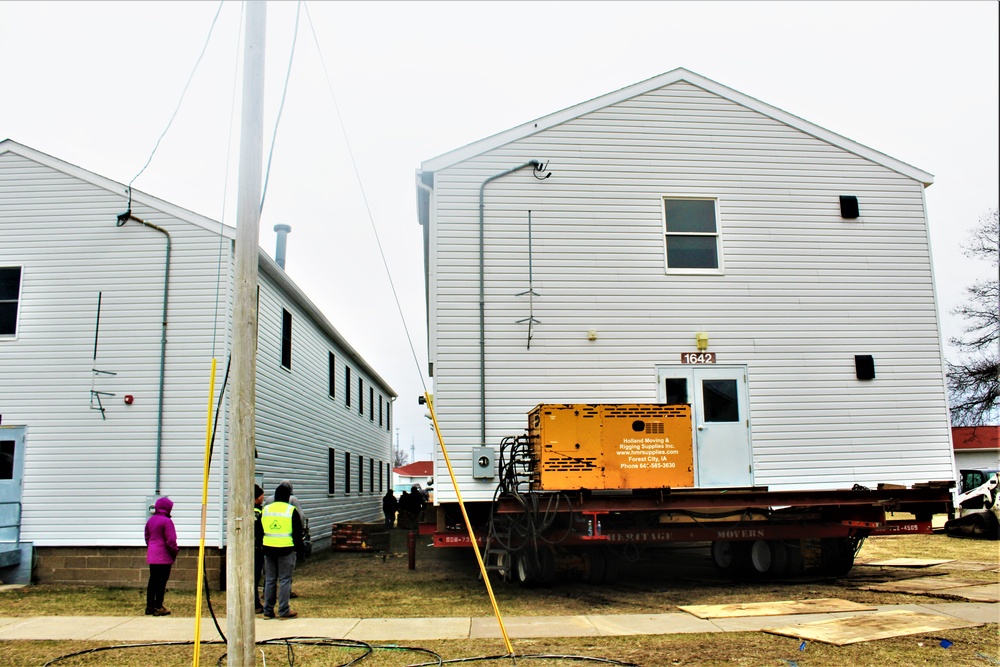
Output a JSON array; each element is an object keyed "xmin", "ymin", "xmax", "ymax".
[
  {"xmin": 515, "ymin": 209, "xmax": 541, "ymax": 349},
  {"xmin": 89, "ymin": 291, "xmax": 117, "ymax": 419}
]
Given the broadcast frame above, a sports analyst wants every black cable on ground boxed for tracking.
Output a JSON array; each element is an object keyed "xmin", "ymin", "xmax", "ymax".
[{"xmin": 42, "ymin": 637, "xmax": 642, "ymax": 667}]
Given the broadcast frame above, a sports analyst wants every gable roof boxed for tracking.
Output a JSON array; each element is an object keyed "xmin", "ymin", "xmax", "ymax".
[
  {"xmin": 0, "ymin": 139, "xmax": 236, "ymax": 237},
  {"xmin": 0, "ymin": 138, "xmax": 396, "ymax": 397},
  {"xmin": 419, "ymin": 68, "xmax": 934, "ymax": 187}
]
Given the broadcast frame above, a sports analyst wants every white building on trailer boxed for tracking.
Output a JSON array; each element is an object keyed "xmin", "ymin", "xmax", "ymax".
[
  {"xmin": 416, "ymin": 68, "xmax": 956, "ymax": 506},
  {"xmin": 0, "ymin": 139, "xmax": 395, "ymax": 587}
]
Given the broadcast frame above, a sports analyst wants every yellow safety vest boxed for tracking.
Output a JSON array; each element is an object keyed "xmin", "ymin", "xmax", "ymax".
[{"xmin": 262, "ymin": 501, "xmax": 294, "ymax": 548}]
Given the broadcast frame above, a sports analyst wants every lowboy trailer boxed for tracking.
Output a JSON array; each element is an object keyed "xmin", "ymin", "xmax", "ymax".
[{"xmin": 428, "ymin": 404, "xmax": 954, "ymax": 586}]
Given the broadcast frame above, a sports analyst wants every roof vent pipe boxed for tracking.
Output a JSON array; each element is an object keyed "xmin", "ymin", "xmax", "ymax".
[{"xmin": 274, "ymin": 224, "xmax": 291, "ymax": 270}]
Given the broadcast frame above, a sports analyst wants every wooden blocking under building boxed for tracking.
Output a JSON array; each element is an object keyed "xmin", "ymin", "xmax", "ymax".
[{"xmin": 330, "ymin": 522, "xmax": 390, "ymax": 552}]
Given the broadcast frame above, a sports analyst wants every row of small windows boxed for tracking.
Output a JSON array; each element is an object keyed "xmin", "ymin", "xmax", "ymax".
[
  {"xmin": 327, "ymin": 448, "xmax": 392, "ymax": 496},
  {"xmin": 279, "ymin": 308, "xmax": 391, "ymax": 432}
]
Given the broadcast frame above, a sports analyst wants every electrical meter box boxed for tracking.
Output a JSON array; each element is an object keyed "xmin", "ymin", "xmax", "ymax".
[{"xmin": 527, "ymin": 404, "xmax": 694, "ymax": 491}]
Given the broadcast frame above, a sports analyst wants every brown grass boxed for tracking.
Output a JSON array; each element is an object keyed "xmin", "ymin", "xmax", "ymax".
[
  {"xmin": 1, "ymin": 529, "xmax": 997, "ymax": 666},
  {"xmin": 3, "ymin": 627, "xmax": 998, "ymax": 667}
]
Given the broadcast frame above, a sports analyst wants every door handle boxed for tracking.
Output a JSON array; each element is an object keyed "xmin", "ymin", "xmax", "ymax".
[{"xmin": 697, "ymin": 424, "xmax": 707, "ymax": 431}]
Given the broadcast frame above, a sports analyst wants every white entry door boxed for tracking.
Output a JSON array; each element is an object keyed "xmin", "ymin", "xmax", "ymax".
[
  {"xmin": 656, "ymin": 366, "xmax": 752, "ymax": 487},
  {"xmin": 0, "ymin": 426, "xmax": 26, "ymax": 551}
]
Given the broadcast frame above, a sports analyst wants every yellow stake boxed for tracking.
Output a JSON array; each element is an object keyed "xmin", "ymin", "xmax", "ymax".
[
  {"xmin": 425, "ymin": 391, "xmax": 515, "ymax": 656},
  {"xmin": 192, "ymin": 358, "xmax": 217, "ymax": 667}
]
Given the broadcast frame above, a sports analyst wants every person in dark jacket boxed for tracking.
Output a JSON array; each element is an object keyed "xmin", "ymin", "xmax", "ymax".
[
  {"xmin": 144, "ymin": 496, "xmax": 179, "ymax": 616},
  {"xmin": 397, "ymin": 490, "xmax": 410, "ymax": 529},
  {"xmin": 261, "ymin": 481, "xmax": 303, "ymax": 619},
  {"xmin": 382, "ymin": 489, "xmax": 398, "ymax": 528},
  {"xmin": 253, "ymin": 484, "xmax": 265, "ymax": 613}
]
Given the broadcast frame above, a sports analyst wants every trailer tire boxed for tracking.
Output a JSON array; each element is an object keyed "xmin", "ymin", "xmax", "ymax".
[
  {"xmin": 711, "ymin": 540, "xmax": 750, "ymax": 577},
  {"xmin": 821, "ymin": 537, "xmax": 857, "ymax": 577},
  {"xmin": 516, "ymin": 548, "xmax": 555, "ymax": 588},
  {"xmin": 749, "ymin": 540, "xmax": 788, "ymax": 578}
]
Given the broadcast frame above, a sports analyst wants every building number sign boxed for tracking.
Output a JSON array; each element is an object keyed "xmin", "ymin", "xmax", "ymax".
[{"xmin": 680, "ymin": 352, "xmax": 716, "ymax": 364}]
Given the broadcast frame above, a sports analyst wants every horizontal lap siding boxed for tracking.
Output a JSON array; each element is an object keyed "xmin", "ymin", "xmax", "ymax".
[
  {"xmin": 0, "ymin": 154, "xmax": 229, "ymax": 545},
  {"xmin": 428, "ymin": 82, "xmax": 952, "ymax": 501},
  {"xmin": 254, "ymin": 275, "xmax": 393, "ymax": 544}
]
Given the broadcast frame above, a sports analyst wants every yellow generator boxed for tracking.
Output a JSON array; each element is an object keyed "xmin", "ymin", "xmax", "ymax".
[{"xmin": 528, "ymin": 404, "xmax": 694, "ymax": 491}]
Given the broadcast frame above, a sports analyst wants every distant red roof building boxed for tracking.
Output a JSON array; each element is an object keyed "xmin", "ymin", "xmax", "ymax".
[
  {"xmin": 952, "ymin": 426, "xmax": 1000, "ymax": 450},
  {"xmin": 394, "ymin": 461, "xmax": 433, "ymax": 476}
]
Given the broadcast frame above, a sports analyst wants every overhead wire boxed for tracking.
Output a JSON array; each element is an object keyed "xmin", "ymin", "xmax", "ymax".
[
  {"xmin": 126, "ymin": 0, "xmax": 226, "ymax": 201},
  {"xmin": 260, "ymin": 0, "xmax": 302, "ymax": 214},
  {"xmin": 211, "ymin": 0, "xmax": 245, "ymax": 360},
  {"xmin": 302, "ymin": 1, "xmax": 427, "ymax": 393}
]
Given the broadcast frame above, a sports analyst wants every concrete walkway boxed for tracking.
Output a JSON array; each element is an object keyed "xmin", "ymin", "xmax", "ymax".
[{"xmin": 0, "ymin": 603, "xmax": 995, "ymax": 643}]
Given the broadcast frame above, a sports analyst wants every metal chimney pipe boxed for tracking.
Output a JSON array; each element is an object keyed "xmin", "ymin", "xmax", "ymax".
[{"xmin": 273, "ymin": 224, "xmax": 291, "ymax": 270}]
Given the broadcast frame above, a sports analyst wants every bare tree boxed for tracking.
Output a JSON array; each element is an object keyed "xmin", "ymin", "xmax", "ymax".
[
  {"xmin": 393, "ymin": 448, "xmax": 409, "ymax": 468},
  {"xmin": 947, "ymin": 208, "xmax": 999, "ymax": 425}
]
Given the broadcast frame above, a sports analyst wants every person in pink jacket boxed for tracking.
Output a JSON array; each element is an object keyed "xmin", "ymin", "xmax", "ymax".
[{"xmin": 144, "ymin": 496, "xmax": 179, "ymax": 616}]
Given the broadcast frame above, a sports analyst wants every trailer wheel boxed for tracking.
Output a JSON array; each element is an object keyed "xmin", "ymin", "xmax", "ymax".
[
  {"xmin": 711, "ymin": 540, "xmax": 750, "ymax": 577},
  {"xmin": 581, "ymin": 548, "xmax": 608, "ymax": 585},
  {"xmin": 749, "ymin": 540, "xmax": 788, "ymax": 578},
  {"xmin": 516, "ymin": 548, "xmax": 555, "ymax": 588},
  {"xmin": 821, "ymin": 537, "xmax": 857, "ymax": 577},
  {"xmin": 494, "ymin": 550, "xmax": 513, "ymax": 582}
]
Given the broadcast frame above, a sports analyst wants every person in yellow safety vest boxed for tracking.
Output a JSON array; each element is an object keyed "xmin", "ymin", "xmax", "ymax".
[{"xmin": 261, "ymin": 481, "xmax": 304, "ymax": 619}]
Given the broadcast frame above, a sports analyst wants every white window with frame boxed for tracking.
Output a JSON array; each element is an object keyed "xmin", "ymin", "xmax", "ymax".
[
  {"xmin": 662, "ymin": 198, "xmax": 723, "ymax": 273},
  {"xmin": 0, "ymin": 266, "xmax": 22, "ymax": 337}
]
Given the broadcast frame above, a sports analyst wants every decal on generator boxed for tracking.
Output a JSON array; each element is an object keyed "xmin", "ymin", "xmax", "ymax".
[{"xmin": 528, "ymin": 404, "xmax": 694, "ymax": 491}]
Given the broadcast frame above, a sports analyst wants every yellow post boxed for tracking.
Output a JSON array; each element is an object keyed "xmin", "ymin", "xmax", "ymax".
[
  {"xmin": 425, "ymin": 391, "xmax": 514, "ymax": 655},
  {"xmin": 192, "ymin": 358, "xmax": 217, "ymax": 667}
]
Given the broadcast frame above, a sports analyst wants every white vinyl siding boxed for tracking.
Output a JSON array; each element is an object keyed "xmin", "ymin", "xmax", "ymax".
[
  {"xmin": 424, "ymin": 80, "xmax": 953, "ymax": 502},
  {"xmin": 255, "ymin": 270, "xmax": 393, "ymax": 539},
  {"xmin": 0, "ymin": 142, "xmax": 396, "ymax": 550},
  {"xmin": 0, "ymin": 151, "xmax": 231, "ymax": 546}
]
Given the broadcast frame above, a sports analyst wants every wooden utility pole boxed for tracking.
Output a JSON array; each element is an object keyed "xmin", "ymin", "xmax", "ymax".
[{"xmin": 227, "ymin": 1, "xmax": 266, "ymax": 664}]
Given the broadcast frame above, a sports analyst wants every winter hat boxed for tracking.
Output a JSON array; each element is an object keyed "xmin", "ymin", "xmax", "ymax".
[
  {"xmin": 254, "ymin": 484, "xmax": 264, "ymax": 499},
  {"xmin": 275, "ymin": 481, "xmax": 292, "ymax": 503}
]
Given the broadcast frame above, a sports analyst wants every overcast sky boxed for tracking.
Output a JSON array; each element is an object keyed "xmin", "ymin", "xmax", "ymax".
[{"xmin": 2, "ymin": 1, "xmax": 997, "ymax": 461}]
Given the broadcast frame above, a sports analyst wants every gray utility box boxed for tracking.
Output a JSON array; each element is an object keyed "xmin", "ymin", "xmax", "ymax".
[{"xmin": 472, "ymin": 446, "xmax": 495, "ymax": 479}]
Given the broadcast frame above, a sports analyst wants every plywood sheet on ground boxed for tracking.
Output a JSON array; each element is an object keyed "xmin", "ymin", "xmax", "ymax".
[
  {"xmin": 860, "ymin": 558, "xmax": 954, "ymax": 567},
  {"xmin": 764, "ymin": 610, "xmax": 982, "ymax": 646},
  {"xmin": 678, "ymin": 598, "xmax": 876, "ymax": 619},
  {"xmin": 935, "ymin": 583, "xmax": 1000, "ymax": 603},
  {"xmin": 862, "ymin": 576, "xmax": 984, "ymax": 593},
  {"xmin": 935, "ymin": 560, "xmax": 1000, "ymax": 572}
]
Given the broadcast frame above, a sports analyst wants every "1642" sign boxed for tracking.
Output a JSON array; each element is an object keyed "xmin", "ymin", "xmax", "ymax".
[{"xmin": 680, "ymin": 352, "xmax": 716, "ymax": 364}]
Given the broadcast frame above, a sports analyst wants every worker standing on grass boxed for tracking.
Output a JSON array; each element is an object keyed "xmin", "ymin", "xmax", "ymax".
[
  {"xmin": 261, "ymin": 481, "xmax": 304, "ymax": 619},
  {"xmin": 253, "ymin": 484, "xmax": 265, "ymax": 614},
  {"xmin": 382, "ymin": 488, "xmax": 398, "ymax": 528}
]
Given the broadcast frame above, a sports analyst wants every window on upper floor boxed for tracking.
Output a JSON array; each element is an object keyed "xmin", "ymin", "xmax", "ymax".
[
  {"xmin": 662, "ymin": 198, "xmax": 722, "ymax": 271},
  {"xmin": 280, "ymin": 309, "xmax": 292, "ymax": 369},
  {"xmin": 378, "ymin": 395, "xmax": 383, "ymax": 427},
  {"xmin": 369, "ymin": 387, "xmax": 374, "ymax": 421},
  {"xmin": 358, "ymin": 377, "xmax": 364, "ymax": 416},
  {"xmin": 345, "ymin": 367, "xmax": 352, "ymax": 407},
  {"xmin": 328, "ymin": 353, "xmax": 336, "ymax": 398},
  {"xmin": 0, "ymin": 267, "xmax": 23, "ymax": 337},
  {"xmin": 386, "ymin": 402, "xmax": 391, "ymax": 432}
]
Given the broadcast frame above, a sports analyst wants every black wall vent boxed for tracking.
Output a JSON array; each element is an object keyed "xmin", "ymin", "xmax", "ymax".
[
  {"xmin": 840, "ymin": 195, "xmax": 860, "ymax": 219},
  {"xmin": 855, "ymin": 354, "xmax": 875, "ymax": 380}
]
